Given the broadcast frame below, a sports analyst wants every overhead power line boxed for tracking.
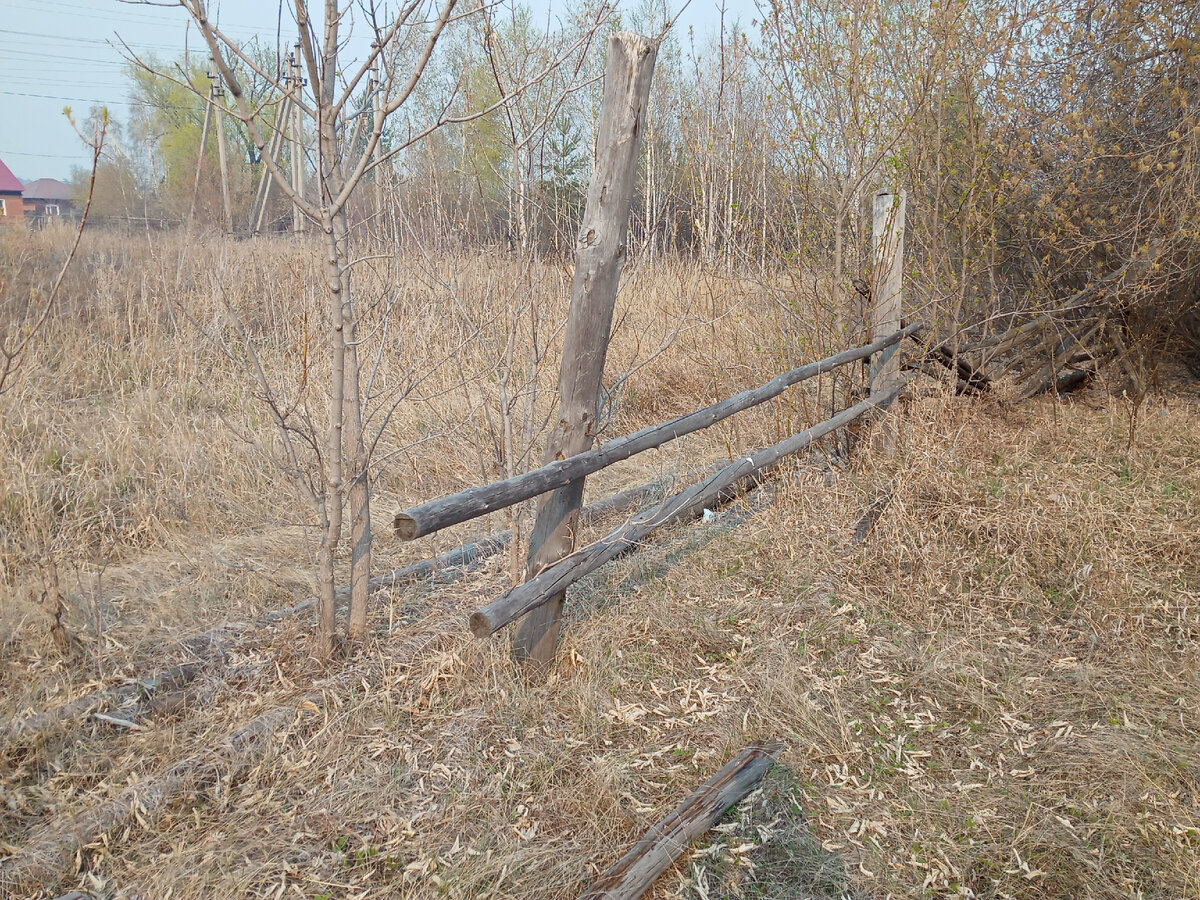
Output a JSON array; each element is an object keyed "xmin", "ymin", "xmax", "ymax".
[
  {"xmin": 0, "ymin": 88, "xmax": 204, "ymax": 112},
  {"xmin": 0, "ymin": 26, "xmax": 266, "ymax": 50},
  {"xmin": 0, "ymin": 148, "xmax": 91, "ymax": 159}
]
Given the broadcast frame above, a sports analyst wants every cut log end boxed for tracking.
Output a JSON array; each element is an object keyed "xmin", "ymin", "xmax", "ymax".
[
  {"xmin": 392, "ymin": 513, "xmax": 419, "ymax": 541},
  {"xmin": 468, "ymin": 611, "xmax": 495, "ymax": 639}
]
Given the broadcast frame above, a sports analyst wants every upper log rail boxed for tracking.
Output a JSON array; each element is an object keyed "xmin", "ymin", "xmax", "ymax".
[{"xmin": 393, "ymin": 323, "xmax": 923, "ymax": 542}]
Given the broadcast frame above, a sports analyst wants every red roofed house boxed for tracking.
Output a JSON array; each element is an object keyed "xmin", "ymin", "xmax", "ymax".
[
  {"xmin": 0, "ymin": 157, "xmax": 22, "ymax": 226},
  {"xmin": 22, "ymin": 178, "xmax": 75, "ymax": 225}
]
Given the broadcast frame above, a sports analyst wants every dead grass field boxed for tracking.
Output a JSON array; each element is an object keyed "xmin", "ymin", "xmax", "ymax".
[{"xmin": 2, "ymin": 229, "xmax": 1199, "ymax": 899}]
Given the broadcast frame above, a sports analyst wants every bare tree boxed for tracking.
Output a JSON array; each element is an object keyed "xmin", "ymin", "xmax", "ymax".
[{"xmin": 149, "ymin": 0, "xmax": 606, "ymax": 657}]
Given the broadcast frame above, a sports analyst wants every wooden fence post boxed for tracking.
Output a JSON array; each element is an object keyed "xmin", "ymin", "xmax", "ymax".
[
  {"xmin": 513, "ymin": 32, "xmax": 658, "ymax": 670},
  {"xmin": 870, "ymin": 189, "xmax": 906, "ymax": 446}
]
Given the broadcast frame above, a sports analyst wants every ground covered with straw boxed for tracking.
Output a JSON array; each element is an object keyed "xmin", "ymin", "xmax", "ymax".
[
  {"xmin": 2, "ymin": 231, "xmax": 1198, "ymax": 898},
  {"xmin": 3, "ymin": 389, "xmax": 1196, "ymax": 899}
]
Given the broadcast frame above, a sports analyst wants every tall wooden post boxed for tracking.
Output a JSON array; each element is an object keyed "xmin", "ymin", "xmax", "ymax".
[
  {"xmin": 870, "ymin": 189, "xmax": 906, "ymax": 447},
  {"xmin": 250, "ymin": 95, "xmax": 291, "ymax": 233},
  {"xmin": 513, "ymin": 32, "xmax": 658, "ymax": 670}
]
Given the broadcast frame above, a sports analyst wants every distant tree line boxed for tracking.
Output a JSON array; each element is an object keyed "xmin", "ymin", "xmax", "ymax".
[{"xmin": 76, "ymin": 0, "xmax": 1198, "ymax": 356}]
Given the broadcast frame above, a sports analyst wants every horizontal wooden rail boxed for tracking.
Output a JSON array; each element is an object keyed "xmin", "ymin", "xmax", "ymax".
[
  {"xmin": 576, "ymin": 742, "xmax": 782, "ymax": 900},
  {"xmin": 394, "ymin": 323, "xmax": 922, "ymax": 541},
  {"xmin": 469, "ymin": 382, "xmax": 903, "ymax": 637}
]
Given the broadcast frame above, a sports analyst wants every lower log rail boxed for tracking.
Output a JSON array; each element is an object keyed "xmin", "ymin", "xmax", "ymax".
[
  {"xmin": 470, "ymin": 384, "xmax": 902, "ymax": 638},
  {"xmin": 576, "ymin": 742, "xmax": 782, "ymax": 900}
]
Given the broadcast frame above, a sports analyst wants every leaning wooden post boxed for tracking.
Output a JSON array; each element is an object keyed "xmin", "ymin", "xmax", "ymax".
[
  {"xmin": 513, "ymin": 32, "xmax": 658, "ymax": 670},
  {"xmin": 869, "ymin": 189, "xmax": 906, "ymax": 448}
]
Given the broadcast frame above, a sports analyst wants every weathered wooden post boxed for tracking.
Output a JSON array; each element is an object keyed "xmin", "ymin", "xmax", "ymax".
[
  {"xmin": 870, "ymin": 189, "xmax": 906, "ymax": 447},
  {"xmin": 513, "ymin": 32, "xmax": 658, "ymax": 670}
]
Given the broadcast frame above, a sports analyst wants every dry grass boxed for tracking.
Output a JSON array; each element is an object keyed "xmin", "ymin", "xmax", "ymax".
[
  {"xmin": 0, "ymin": 228, "xmax": 796, "ymax": 719},
  {"xmin": 2, "ymin": 229, "xmax": 1199, "ymax": 899}
]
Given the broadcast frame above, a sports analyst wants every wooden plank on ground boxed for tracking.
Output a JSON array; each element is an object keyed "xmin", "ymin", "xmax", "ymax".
[{"xmin": 576, "ymin": 742, "xmax": 782, "ymax": 900}]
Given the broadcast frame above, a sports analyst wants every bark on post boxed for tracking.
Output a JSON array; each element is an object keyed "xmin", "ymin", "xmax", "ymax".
[
  {"xmin": 513, "ymin": 32, "xmax": 658, "ymax": 669},
  {"xmin": 870, "ymin": 189, "xmax": 906, "ymax": 448}
]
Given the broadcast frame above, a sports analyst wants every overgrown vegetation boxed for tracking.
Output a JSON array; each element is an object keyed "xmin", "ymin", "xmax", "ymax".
[{"xmin": 1, "ymin": 0, "xmax": 1198, "ymax": 895}]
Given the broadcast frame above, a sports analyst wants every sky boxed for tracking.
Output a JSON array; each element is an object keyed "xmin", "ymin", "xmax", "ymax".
[{"xmin": 0, "ymin": 0, "xmax": 740, "ymax": 182}]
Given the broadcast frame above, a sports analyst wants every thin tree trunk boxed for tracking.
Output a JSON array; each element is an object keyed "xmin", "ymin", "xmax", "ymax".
[
  {"xmin": 317, "ymin": 98, "xmax": 371, "ymax": 646},
  {"xmin": 340, "ymin": 208, "xmax": 371, "ymax": 645},
  {"xmin": 319, "ymin": 207, "xmax": 346, "ymax": 658}
]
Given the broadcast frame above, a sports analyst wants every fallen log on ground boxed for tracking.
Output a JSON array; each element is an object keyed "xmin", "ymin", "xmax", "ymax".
[
  {"xmin": 0, "ymin": 611, "xmax": 460, "ymax": 896},
  {"xmin": 1050, "ymin": 367, "xmax": 1094, "ymax": 395},
  {"xmin": 471, "ymin": 385, "xmax": 901, "ymax": 638},
  {"xmin": 852, "ymin": 487, "xmax": 895, "ymax": 545},
  {"xmin": 0, "ymin": 700, "xmax": 305, "ymax": 896},
  {"xmin": 1015, "ymin": 319, "xmax": 1105, "ymax": 401},
  {"xmin": 0, "ymin": 663, "xmax": 205, "ymax": 748},
  {"xmin": 394, "ymin": 324, "xmax": 923, "ymax": 541},
  {"xmin": 576, "ymin": 742, "xmax": 783, "ymax": 900},
  {"xmin": 0, "ymin": 469, "xmax": 712, "ymax": 752},
  {"xmin": 925, "ymin": 343, "xmax": 991, "ymax": 394}
]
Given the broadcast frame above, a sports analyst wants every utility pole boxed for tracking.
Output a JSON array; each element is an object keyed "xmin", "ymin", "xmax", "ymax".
[
  {"xmin": 370, "ymin": 43, "xmax": 384, "ymax": 222},
  {"xmin": 289, "ymin": 44, "xmax": 307, "ymax": 235},
  {"xmin": 208, "ymin": 58, "xmax": 233, "ymax": 234},
  {"xmin": 249, "ymin": 92, "xmax": 292, "ymax": 234},
  {"xmin": 188, "ymin": 81, "xmax": 214, "ymax": 222}
]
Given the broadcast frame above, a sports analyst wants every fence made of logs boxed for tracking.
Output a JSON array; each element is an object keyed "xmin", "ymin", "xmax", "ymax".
[
  {"xmin": 391, "ymin": 30, "xmax": 917, "ymax": 675},
  {"xmin": 0, "ymin": 31, "xmax": 921, "ymax": 900}
]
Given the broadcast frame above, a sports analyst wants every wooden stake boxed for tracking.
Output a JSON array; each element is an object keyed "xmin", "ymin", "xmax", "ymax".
[
  {"xmin": 576, "ymin": 742, "xmax": 782, "ymax": 900},
  {"xmin": 870, "ymin": 189, "xmax": 906, "ymax": 447},
  {"xmin": 513, "ymin": 32, "xmax": 658, "ymax": 670}
]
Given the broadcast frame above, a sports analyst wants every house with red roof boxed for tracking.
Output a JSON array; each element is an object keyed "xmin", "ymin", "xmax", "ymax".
[
  {"xmin": 0, "ymin": 157, "xmax": 23, "ymax": 226},
  {"xmin": 22, "ymin": 178, "xmax": 75, "ymax": 225}
]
